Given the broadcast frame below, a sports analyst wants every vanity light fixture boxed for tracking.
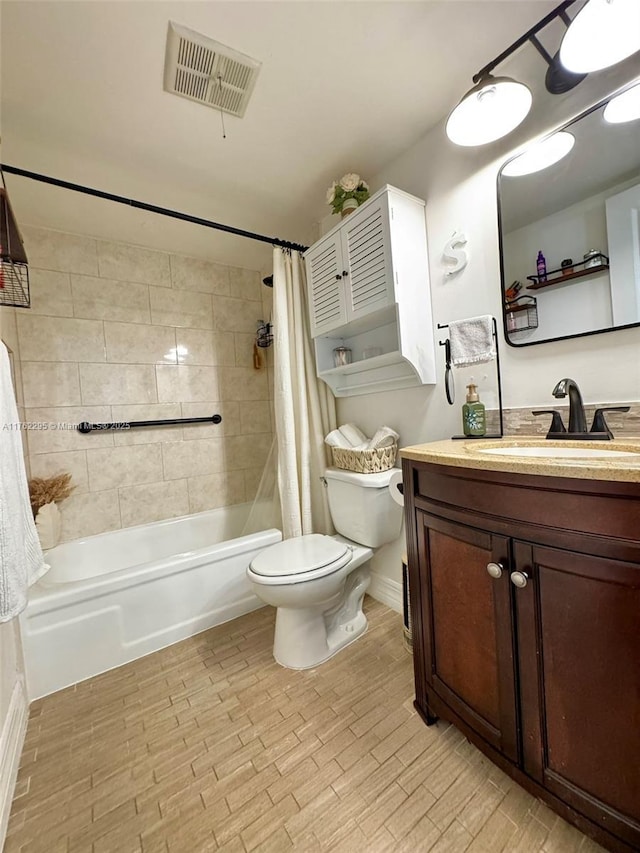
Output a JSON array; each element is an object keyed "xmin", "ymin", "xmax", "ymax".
[
  {"xmin": 502, "ymin": 131, "xmax": 575, "ymax": 177},
  {"xmin": 560, "ymin": 0, "xmax": 640, "ymax": 74},
  {"xmin": 603, "ymin": 80, "xmax": 640, "ymax": 124},
  {"xmin": 447, "ymin": 1, "xmax": 590, "ymax": 148},
  {"xmin": 445, "ymin": 76, "xmax": 532, "ymax": 147}
]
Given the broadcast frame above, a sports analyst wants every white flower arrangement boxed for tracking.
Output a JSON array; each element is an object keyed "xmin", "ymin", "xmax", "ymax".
[{"xmin": 326, "ymin": 173, "xmax": 370, "ymax": 215}]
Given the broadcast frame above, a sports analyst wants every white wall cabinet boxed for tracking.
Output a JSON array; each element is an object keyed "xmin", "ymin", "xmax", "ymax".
[{"xmin": 305, "ymin": 185, "xmax": 435, "ymax": 397}]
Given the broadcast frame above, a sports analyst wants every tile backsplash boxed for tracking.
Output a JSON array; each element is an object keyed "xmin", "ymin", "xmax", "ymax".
[
  {"xmin": 500, "ymin": 402, "xmax": 640, "ymax": 437},
  {"xmin": 15, "ymin": 226, "xmax": 274, "ymax": 542}
]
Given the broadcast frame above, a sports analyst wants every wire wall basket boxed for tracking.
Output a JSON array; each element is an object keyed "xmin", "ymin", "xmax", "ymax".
[
  {"xmin": 0, "ymin": 257, "xmax": 30, "ymax": 308},
  {"xmin": 505, "ymin": 295, "xmax": 538, "ymax": 333},
  {"xmin": 0, "ymin": 182, "xmax": 30, "ymax": 309}
]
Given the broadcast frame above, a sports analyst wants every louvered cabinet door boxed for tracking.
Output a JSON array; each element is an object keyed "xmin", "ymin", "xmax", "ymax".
[
  {"xmin": 341, "ymin": 198, "xmax": 395, "ymax": 322},
  {"xmin": 305, "ymin": 234, "xmax": 348, "ymax": 336}
]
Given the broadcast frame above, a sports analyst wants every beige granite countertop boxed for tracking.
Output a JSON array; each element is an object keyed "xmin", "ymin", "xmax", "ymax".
[{"xmin": 400, "ymin": 436, "xmax": 640, "ymax": 483}]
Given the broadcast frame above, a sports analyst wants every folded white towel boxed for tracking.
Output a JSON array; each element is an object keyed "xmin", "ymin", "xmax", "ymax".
[
  {"xmin": 325, "ymin": 429, "xmax": 353, "ymax": 449},
  {"xmin": 368, "ymin": 426, "xmax": 399, "ymax": 449},
  {"xmin": 338, "ymin": 423, "xmax": 369, "ymax": 447},
  {"xmin": 449, "ymin": 315, "xmax": 495, "ymax": 366},
  {"xmin": 0, "ymin": 342, "xmax": 46, "ymax": 622}
]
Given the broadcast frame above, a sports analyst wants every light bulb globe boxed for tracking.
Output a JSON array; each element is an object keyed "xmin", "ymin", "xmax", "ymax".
[
  {"xmin": 560, "ymin": 0, "xmax": 640, "ymax": 73},
  {"xmin": 502, "ymin": 132, "xmax": 575, "ymax": 177},
  {"xmin": 603, "ymin": 81, "xmax": 640, "ymax": 124},
  {"xmin": 446, "ymin": 76, "xmax": 532, "ymax": 147}
]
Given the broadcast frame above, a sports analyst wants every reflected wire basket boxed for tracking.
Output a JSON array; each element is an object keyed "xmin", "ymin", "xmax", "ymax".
[
  {"xmin": 328, "ymin": 443, "xmax": 397, "ymax": 474},
  {"xmin": 0, "ymin": 183, "xmax": 30, "ymax": 308},
  {"xmin": 0, "ymin": 257, "xmax": 30, "ymax": 308}
]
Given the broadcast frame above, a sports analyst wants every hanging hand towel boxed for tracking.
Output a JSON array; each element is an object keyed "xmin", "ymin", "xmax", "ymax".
[
  {"xmin": 449, "ymin": 315, "xmax": 495, "ymax": 367},
  {"xmin": 0, "ymin": 341, "xmax": 46, "ymax": 622}
]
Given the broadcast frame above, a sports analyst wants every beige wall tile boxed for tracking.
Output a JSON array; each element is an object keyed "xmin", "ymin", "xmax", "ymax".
[
  {"xmin": 119, "ymin": 479, "xmax": 189, "ymax": 528},
  {"xmin": 149, "ymin": 287, "xmax": 213, "ymax": 329},
  {"xmin": 24, "ymin": 406, "xmax": 114, "ymax": 453},
  {"xmin": 104, "ymin": 322, "xmax": 176, "ymax": 364},
  {"xmin": 71, "ymin": 275, "xmax": 151, "ymax": 324},
  {"xmin": 111, "ymin": 403, "xmax": 183, "ymax": 445},
  {"xmin": 187, "ymin": 471, "xmax": 245, "ymax": 514},
  {"xmin": 17, "ymin": 315, "xmax": 106, "ymax": 362},
  {"xmin": 229, "ymin": 267, "xmax": 261, "ymax": 302},
  {"xmin": 28, "ymin": 450, "xmax": 89, "ymax": 495},
  {"xmin": 219, "ymin": 367, "xmax": 269, "ymax": 401},
  {"xmin": 28, "ymin": 269, "xmax": 74, "ymax": 317},
  {"xmin": 79, "ymin": 363, "xmax": 157, "ymax": 406},
  {"xmin": 22, "ymin": 362, "xmax": 81, "ymax": 408},
  {"xmin": 12, "ymin": 228, "xmax": 273, "ymax": 540},
  {"xmin": 170, "ymin": 254, "xmax": 230, "ymax": 295},
  {"xmin": 234, "ymin": 333, "xmax": 257, "ymax": 368},
  {"xmin": 181, "ymin": 401, "xmax": 241, "ymax": 438},
  {"xmin": 175, "ymin": 329, "xmax": 235, "ymax": 367},
  {"xmin": 244, "ymin": 466, "xmax": 270, "ymax": 501},
  {"xmin": 23, "ymin": 226, "xmax": 98, "ymax": 275},
  {"xmin": 97, "ymin": 241, "xmax": 171, "ymax": 287},
  {"xmin": 211, "ymin": 332, "xmax": 237, "ymax": 366},
  {"xmin": 225, "ymin": 434, "xmax": 272, "ymax": 471},
  {"xmin": 213, "ymin": 296, "xmax": 262, "ymax": 334},
  {"xmin": 59, "ymin": 489, "xmax": 121, "ymax": 542},
  {"xmin": 87, "ymin": 444, "xmax": 163, "ymax": 491},
  {"xmin": 162, "ymin": 438, "xmax": 225, "ymax": 480},
  {"xmin": 239, "ymin": 401, "xmax": 272, "ymax": 435},
  {"xmin": 156, "ymin": 365, "xmax": 218, "ymax": 403}
]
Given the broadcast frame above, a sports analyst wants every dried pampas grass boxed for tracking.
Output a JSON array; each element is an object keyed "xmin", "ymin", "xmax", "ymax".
[{"xmin": 28, "ymin": 473, "xmax": 75, "ymax": 517}]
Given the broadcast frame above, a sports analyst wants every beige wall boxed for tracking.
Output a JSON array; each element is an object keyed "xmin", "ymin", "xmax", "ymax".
[{"xmin": 14, "ymin": 226, "xmax": 274, "ymax": 543}]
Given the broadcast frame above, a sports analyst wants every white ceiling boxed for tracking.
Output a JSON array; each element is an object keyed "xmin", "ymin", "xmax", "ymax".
[{"xmin": 0, "ymin": 0, "xmax": 556, "ymax": 269}]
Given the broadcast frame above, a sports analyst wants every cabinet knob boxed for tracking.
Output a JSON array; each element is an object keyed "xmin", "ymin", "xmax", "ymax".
[
  {"xmin": 510, "ymin": 571, "xmax": 529, "ymax": 589},
  {"xmin": 335, "ymin": 274, "xmax": 342, "ymax": 280},
  {"xmin": 486, "ymin": 562, "xmax": 503, "ymax": 579},
  {"xmin": 342, "ymin": 270, "xmax": 349, "ymax": 277}
]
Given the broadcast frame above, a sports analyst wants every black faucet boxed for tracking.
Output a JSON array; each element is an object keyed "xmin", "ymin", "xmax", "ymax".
[
  {"xmin": 552, "ymin": 377, "xmax": 587, "ymax": 433},
  {"xmin": 532, "ymin": 378, "xmax": 630, "ymax": 440}
]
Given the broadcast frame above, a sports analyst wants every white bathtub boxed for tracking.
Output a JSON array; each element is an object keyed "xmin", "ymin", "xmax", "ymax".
[{"xmin": 20, "ymin": 505, "xmax": 282, "ymax": 699}]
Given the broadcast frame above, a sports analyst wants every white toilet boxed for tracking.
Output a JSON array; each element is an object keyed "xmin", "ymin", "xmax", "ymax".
[{"xmin": 247, "ymin": 467, "xmax": 403, "ymax": 669}]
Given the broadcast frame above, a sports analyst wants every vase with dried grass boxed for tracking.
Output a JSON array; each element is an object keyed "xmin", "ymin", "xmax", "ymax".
[{"xmin": 28, "ymin": 473, "xmax": 75, "ymax": 550}]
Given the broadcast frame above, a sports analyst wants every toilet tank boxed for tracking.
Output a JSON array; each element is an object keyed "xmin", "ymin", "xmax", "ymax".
[{"xmin": 324, "ymin": 467, "xmax": 403, "ymax": 548}]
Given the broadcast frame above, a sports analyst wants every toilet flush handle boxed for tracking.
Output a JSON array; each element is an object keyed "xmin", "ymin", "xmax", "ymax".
[{"xmin": 320, "ymin": 476, "xmax": 328, "ymax": 488}]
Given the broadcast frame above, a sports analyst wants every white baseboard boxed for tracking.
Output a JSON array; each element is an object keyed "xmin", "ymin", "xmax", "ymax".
[
  {"xmin": 0, "ymin": 678, "xmax": 28, "ymax": 849},
  {"xmin": 368, "ymin": 573, "xmax": 402, "ymax": 614}
]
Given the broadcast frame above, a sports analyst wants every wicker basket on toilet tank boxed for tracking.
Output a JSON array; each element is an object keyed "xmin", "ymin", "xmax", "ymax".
[{"xmin": 328, "ymin": 443, "xmax": 397, "ymax": 474}]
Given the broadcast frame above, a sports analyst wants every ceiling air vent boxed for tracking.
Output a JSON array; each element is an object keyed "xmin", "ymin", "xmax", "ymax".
[{"xmin": 163, "ymin": 22, "xmax": 261, "ymax": 118}]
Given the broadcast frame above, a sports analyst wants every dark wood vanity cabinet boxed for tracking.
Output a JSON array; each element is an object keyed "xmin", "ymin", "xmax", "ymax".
[{"xmin": 403, "ymin": 459, "xmax": 640, "ymax": 853}]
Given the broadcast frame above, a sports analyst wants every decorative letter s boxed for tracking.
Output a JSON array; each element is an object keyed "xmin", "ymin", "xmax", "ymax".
[{"xmin": 443, "ymin": 231, "xmax": 468, "ymax": 277}]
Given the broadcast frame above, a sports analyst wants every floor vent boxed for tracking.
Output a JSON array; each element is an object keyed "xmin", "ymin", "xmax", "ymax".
[{"xmin": 163, "ymin": 22, "xmax": 261, "ymax": 118}]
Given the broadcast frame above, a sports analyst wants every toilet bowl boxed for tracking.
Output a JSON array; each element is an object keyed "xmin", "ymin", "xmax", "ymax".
[{"xmin": 247, "ymin": 467, "xmax": 403, "ymax": 669}]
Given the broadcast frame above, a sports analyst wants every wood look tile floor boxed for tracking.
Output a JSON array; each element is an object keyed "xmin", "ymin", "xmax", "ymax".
[{"xmin": 5, "ymin": 598, "xmax": 606, "ymax": 853}]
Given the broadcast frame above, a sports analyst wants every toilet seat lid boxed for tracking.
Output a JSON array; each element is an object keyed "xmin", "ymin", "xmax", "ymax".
[{"xmin": 250, "ymin": 534, "xmax": 350, "ymax": 579}]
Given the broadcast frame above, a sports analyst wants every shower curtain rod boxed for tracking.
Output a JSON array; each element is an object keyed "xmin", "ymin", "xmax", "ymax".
[{"xmin": 0, "ymin": 164, "xmax": 309, "ymax": 254}]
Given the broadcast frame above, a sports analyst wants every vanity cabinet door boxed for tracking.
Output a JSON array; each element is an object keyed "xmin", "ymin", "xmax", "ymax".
[
  {"xmin": 514, "ymin": 541, "xmax": 640, "ymax": 850},
  {"xmin": 417, "ymin": 511, "xmax": 519, "ymax": 762},
  {"xmin": 306, "ymin": 233, "xmax": 348, "ymax": 336}
]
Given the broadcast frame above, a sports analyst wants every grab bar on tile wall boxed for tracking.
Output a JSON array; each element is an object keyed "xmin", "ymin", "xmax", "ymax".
[{"xmin": 77, "ymin": 414, "xmax": 222, "ymax": 434}]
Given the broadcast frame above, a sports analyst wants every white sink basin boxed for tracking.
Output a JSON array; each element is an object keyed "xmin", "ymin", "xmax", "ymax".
[{"xmin": 475, "ymin": 445, "xmax": 639, "ymax": 459}]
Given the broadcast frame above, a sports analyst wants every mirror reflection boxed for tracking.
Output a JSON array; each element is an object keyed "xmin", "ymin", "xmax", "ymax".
[{"xmin": 498, "ymin": 79, "xmax": 640, "ymax": 347}]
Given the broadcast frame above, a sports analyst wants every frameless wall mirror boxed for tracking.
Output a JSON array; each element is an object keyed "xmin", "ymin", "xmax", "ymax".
[{"xmin": 498, "ymin": 78, "xmax": 640, "ymax": 347}]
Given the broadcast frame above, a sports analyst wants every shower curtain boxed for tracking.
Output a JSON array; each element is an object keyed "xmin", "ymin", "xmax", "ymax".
[{"xmin": 272, "ymin": 247, "xmax": 336, "ymax": 538}]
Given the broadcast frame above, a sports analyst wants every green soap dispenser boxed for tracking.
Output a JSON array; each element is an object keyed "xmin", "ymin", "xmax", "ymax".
[{"xmin": 462, "ymin": 383, "xmax": 486, "ymax": 437}]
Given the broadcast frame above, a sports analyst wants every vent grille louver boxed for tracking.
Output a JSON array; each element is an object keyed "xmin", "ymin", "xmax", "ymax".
[{"xmin": 164, "ymin": 23, "xmax": 261, "ymax": 118}]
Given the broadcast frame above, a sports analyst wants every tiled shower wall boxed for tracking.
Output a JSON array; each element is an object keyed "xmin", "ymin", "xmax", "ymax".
[{"xmin": 14, "ymin": 226, "xmax": 274, "ymax": 543}]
